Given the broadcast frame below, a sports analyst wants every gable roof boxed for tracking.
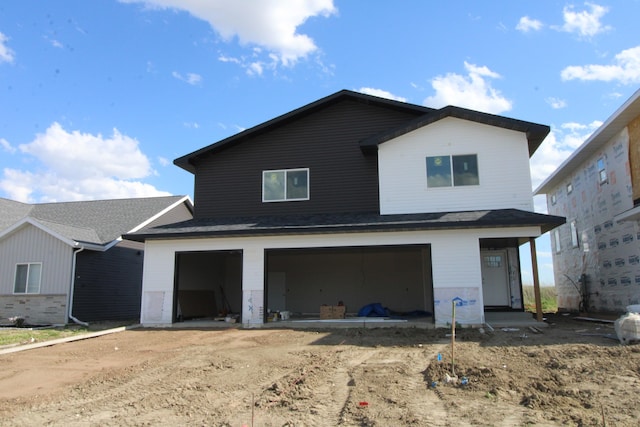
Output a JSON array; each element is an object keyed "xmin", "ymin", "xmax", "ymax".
[
  {"xmin": 174, "ymin": 89, "xmax": 550, "ymax": 173},
  {"xmin": 535, "ymin": 88, "xmax": 640, "ymax": 195},
  {"xmin": 360, "ymin": 105, "xmax": 550, "ymax": 156},
  {"xmin": 0, "ymin": 195, "xmax": 192, "ymax": 248},
  {"xmin": 174, "ymin": 90, "xmax": 434, "ymax": 173}
]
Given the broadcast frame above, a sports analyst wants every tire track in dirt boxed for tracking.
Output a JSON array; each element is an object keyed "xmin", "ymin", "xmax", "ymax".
[{"xmin": 337, "ymin": 345, "xmax": 454, "ymax": 426}]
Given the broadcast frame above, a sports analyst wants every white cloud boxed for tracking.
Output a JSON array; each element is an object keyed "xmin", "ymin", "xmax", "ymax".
[
  {"xmin": 0, "ymin": 138, "xmax": 16, "ymax": 153},
  {"xmin": 546, "ymin": 97, "xmax": 567, "ymax": 109},
  {"xmin": 183, "ymin": 121, "xmax": 200, "ymax": 129},
  {"xmin": 558, "ymin": 3, "xmax": 611, "ymax": 37},
  {"xmin": 172, "ymin": 71, "xmax": 203, "ymax": 85},
  {"xmin": 357, "ymin": 87, "xmax": 407, "ymax": 103},
  {"xmin": 424, "ymin": 62, "xmax": 512, "ymax": 114},
  {"xmin": 247, "ymin": 61, "xmax": 264, "ymax": 77},
  {"xmin": 516, "ymin": 16, "xmax": 543, "ymax": 33},
  {"xmin": 530, "ymin": 120, "xmax": 602, "ymax": 190},
  {"xmin": 561, "ymin": 46, "xmax": 640, "ymax": 84},
  {"xmin": 44, "ymin": 35, "xmax": 64, "ymax": 49},
  {"xmin": 218, "ymin": 54, "xmax": 241, "ymax": 64},
  {"xmin": 0, "ymin": 122, "xmax": 170, "ymax": 202},
  {"xmin": 0, "ymin": 31, "xmax": 15, "ymax": 63},
  {"xmin": 121, "ymin": 0, "xmax": 337, "ymax": 67},
  {"xmin": 157, "ymin": 156, "xmax": 170, "ymax": 167}
]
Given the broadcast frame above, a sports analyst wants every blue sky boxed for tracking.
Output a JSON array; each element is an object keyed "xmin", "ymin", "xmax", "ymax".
[{"xmin": 1, "ymin": 1, "xmax": 640, "ymax": 284}]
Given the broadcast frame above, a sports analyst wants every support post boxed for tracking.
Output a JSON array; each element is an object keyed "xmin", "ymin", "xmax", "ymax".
[{"xmin": 529, "ymin": 237, "xmax": 543, "ymax": 322}]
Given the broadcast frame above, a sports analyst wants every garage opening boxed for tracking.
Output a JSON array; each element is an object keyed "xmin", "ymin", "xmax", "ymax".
[
  {"xmin": 173, "ymin": 250, "xmax": 242, "ymax": 322},
  {"xmin": 265, "ymin": 245, "xmax": 433, "ymax": 320}
]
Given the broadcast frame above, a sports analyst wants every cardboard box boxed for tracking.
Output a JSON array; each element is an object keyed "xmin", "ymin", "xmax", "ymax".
[{"xmin": 320, "ymin": 305, "xmax": 346, "ymax": 319}]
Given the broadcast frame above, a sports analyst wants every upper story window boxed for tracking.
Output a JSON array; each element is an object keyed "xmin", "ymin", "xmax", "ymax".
[
  {"xmin": 262, "ymin": 168, "xmax": 309, "ymax": 202},
  {"xmin": 566, "ymin": 182, "xmax": 573, "ymax": 194},
  {"xmin": 597, "ymin": 157, "xmax": 607, "ymax": 184},
  {"xmin": 551, "ymin": 194, "xmax": 557, "ymax": 205},
  {"xmin": 14, "ymin": 262, "xmax": 42, "ymax": 294},
  {"xmin": 426, "ymin": 154, "xmax": 479, "ymax": 188}
]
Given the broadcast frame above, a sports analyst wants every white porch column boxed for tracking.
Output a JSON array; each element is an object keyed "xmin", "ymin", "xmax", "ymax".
[
  {"xmin": 431, "ymin": 235, "xmax": 484, "ymax": 326},
  {"xmin": 140, "ymin": 241, "xmax": 176, "ymax": 325},
  {"xmin": 242, "ymin": 245, "xmax": 265, "ymax": 326}
]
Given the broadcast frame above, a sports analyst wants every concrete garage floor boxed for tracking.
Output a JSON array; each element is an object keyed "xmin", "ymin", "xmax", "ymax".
[{"xmin": 170, "ymin": 311, "xmax": 545, "ymax": 329}]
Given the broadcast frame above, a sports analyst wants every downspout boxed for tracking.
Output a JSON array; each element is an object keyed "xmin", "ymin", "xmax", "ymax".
[{"xmin": 68, "ymin": 245, "xmax": 89, "ymax": 326}]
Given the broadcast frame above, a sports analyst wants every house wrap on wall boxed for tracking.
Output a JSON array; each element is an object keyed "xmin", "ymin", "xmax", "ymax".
[
  {"xmin": 0, "ymin": 196, "xmax": 193, "ymax": 325},
  {"xmin": 535, "ymin": 88, "xmax": 640, "ymax": 313},
  {"xmin": 127, "ymin": 90, "xmax": 564, "ymax": 327}
]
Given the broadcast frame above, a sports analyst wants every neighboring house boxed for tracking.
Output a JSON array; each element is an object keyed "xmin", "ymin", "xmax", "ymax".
[
  {"xmin": 127, "ymin": 90, "xmax": 564, "ymax": 327},
  {"xmin": 535, "ymin": 88, "xmax": 640, "ymax": 313},
  {"xmin": 0, "ymin": 196, "xmax": 193, "ymax": 325}
]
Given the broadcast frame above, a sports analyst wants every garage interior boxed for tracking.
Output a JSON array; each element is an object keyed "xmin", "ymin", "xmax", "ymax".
[
  {"xmin": 172, "ymin": 245, "xmax": 434, "ymax": 325},
  {"xmin": 173, "ymin": 250, "xmax": 243, "ymax": 322},
  {"xmin": 266, "ymin": 244, "xmax": 433, "ymax": 321}
]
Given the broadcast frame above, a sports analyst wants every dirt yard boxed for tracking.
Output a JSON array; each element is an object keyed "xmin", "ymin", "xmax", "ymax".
[{"xmin": 1, "ymin": 314, "xmax": 639, "ymax": 427}]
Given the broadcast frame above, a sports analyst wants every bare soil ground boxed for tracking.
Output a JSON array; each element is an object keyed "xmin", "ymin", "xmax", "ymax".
[{"xmin": 1, "ymin": 314, "xmax": 639, "ymax": 427}]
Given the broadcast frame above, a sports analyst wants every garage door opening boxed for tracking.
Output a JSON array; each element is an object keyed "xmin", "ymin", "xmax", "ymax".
[
  {"xmin": 265, "ymin": 245, "xmax": 433, "ymax": 320},
  {"xmin": 174, "ymin": 250, "xmax": 242, "ymax": 322}
]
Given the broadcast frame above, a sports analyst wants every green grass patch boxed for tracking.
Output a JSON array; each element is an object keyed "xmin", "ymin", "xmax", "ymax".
[
  {"xmin": 523, "ymin": 285, "xmax": 558, "ymax": 313},
  {"xmin": 0, "ymin": 327, "xmax": 89, "ymax": 347}
]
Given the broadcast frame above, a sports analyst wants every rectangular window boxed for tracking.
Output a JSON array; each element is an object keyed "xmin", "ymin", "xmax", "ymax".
[
  {"xmin": 566, "ymin": 182, "xmax": 573, "ymax": 194},
  {"xmin": 14, "ymin": 263, "xmax": 42, "ymax": 294},
  {"xmin": 597, "ymin": 158, "xmax": 607, "ymax": 184},
  {"xmin": 570, "ymin": 221, "xmax": 579, "ymax": 248},
  {"xmin": 551, "ymin": 194, "xmax": 557, "ymax": 205},
  {"xmin": 426, "ymin": 154, "xmax": 478, "ymax": 187},
  {"xmin": 554, "ymin": 229, "xmax": 561, "ymax": 254},
  {"xmin": 262, "ymin": 168, "xmax": 309, "ymax": 202}
]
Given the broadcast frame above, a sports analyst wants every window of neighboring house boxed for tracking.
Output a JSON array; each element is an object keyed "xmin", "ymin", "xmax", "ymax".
[
  {"xmin": 554, "ymin": 229, "xmax": 561, "ymax": 254},
  {"xmin": 262, "ymin": 168, "xmax": 309, "ymax": 202},
  {"xmin": 597, "ymin": 158, "xmax": 607, "ymax": 184},
  {"xmin": 426, "ymin": 154, "xmax": 479, "ymax": 187},
  {"xmin": 570, "ymin": 221, "xmax": 579, "ymax": 248},
  {"xmin": 14, "ymin": 263, "xmax": 42, "ymax": 294},
  {"xmin": 551, "ymin": 194, "xmax": 557, "ymax": 205},
  {"xmin": 566, "ymin": 182, "xmax": 573, "ymax": 194}
]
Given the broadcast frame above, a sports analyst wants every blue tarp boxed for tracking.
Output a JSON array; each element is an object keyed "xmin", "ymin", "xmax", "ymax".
[{"xmin": 357, "ymin": 303, "xmax": 389, "ymax": 317}]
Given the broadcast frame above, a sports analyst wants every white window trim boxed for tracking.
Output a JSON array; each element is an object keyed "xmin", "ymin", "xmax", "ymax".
[
  {"xmin": 13, "ymin": 262, "xmax": 42, "ymax": 294},
  {"xmin": 554, "ymin": 229, "xmax": 561, "ymax": 254},
  {"xmin": 570, "ymin": 221, "xmax": 579, "ymax": 248},
  {"xmin": 262, "ymin": 168, "xmax": 310, "ymax": 202}
]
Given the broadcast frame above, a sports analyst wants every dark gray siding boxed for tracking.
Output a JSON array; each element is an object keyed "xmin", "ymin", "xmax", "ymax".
[
  {"xmin": 73, "ymin": 240, "xmax": 144, "ymax": 321},
  {"xmin": 193, "ymin": 100, "xmax": 421, "ymax": 218}
]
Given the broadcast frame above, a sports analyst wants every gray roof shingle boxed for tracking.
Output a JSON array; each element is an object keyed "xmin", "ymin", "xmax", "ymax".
[
  {"xmin": 125, "ymin": 209, "xmax": 565, "ymax": 241},
  {"xmin": 1, "ymin": 196, "xmax": 189, "ymax": 245}
]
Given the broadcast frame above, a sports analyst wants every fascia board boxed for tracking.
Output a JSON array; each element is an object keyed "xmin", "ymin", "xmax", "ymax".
[{"xmin": 0, "ymin": 217, "xmax": 78, "ymax": 247}]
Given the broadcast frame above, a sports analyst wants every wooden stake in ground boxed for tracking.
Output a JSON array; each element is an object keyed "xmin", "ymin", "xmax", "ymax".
[{"xmin": 451, "ymin": 300, "xmax": 456, "ymax": 377}]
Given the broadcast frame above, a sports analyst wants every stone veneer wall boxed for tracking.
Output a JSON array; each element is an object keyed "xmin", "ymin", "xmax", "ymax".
[{"xmin": 1, "ymin": 294, "xmax": 67, "ymax": 325}]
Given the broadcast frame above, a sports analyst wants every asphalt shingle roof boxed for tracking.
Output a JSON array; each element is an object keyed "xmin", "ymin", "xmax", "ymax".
[
  {"xmin": 0, "ymin": 196, "xmax": 188, "ymax": 245},
  {"xmin": 125, "ymin": 209, "xmax": 565, "ymax": 242}
]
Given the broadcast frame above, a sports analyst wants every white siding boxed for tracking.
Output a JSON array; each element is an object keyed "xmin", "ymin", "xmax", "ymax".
[
  {"xmin": 378, "ymin": 117, "xmax": 534, "ymax": 214},
  {"xmin": 141, "ymin": 226, "xmax": 541, "ymax": 326},
  {"xmin": 0, "ymin": 224, "xmax": 72, "ymax": 295}
]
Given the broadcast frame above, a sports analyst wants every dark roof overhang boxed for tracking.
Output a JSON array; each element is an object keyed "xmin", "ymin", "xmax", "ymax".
[
  {"xmin": 173, "ymin": 90, "xmax": 433, "ymax": 174},
  {"xmin": 360, "ymin": 105, "xmax": 550, "ymax": 156},
  {"xmin": 124, "ymin": 209, "xmax": 565, "ymax": 242}
]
